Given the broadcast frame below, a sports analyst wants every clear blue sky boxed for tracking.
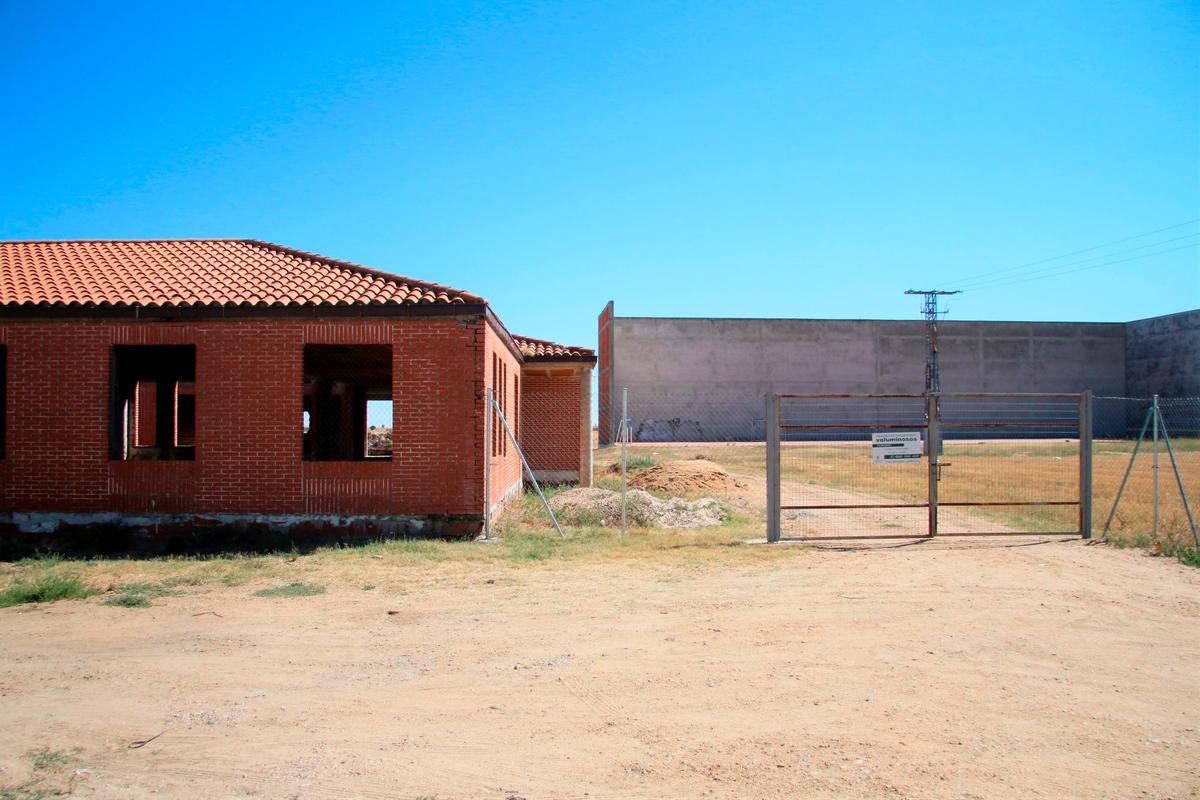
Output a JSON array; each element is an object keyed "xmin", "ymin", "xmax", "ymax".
[{"xmin": 2, "ymin": 1, "xmax": 1197, "ymax": 358}]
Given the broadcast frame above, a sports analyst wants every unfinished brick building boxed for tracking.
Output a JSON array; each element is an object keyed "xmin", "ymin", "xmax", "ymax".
[{"xmin": 0, "ymin": 240, "xmax": 594, "ymax": 553}]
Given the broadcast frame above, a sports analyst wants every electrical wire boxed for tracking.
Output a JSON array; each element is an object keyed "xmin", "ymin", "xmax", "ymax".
[
  {"xmin": 940, "ymin": 218, "xmax": 1199, "ymax": 287},
  {"xmin": 955, "ymin": 232, "xmax": 1200, "ymax": 290},
  {"xmin": 963, "ymin": 242, "xmax": 1198, "ymax": 293}
]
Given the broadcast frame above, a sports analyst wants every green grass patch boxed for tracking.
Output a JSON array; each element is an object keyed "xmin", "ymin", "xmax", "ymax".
[
  {"xmin": 101, "ymin": 593, "xmax": 152, "ymax": 608},
  {"xmin": 28, "ymin": 748, "xmax": 77, "ymax": 772},
  {"xmin": 1176, "ymin": 547, "xmax": 1199, "ymax": 568},
  {"xmin": 626, "ymin": 454, "xmax": 659, "ymax": 470},
  {"xmin": 253, "ymin": 582, "xmax": 326, "ymax": 598},
  {"xmin": 0, "ymin": 786, "xmax": 59, "ymax": 800},
  {"xmin": 100, "ymin": 582, "xmax": 175, "ymax": 609},
  {"xmin": 0, "ymin": 573, "xmax": 98, "ymax": 608}
]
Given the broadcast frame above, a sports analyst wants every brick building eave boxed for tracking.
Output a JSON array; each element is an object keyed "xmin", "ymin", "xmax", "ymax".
[
  {"xmin": 520, "ymin": 355, "xmax": 597, "ymax": 366},
  {"xmin": 0, "ymin": 301, "xmax": 490, "ymax": 321},
  {"xmin": 0, "ymin": 300, "xmax": 534, "ymax": 364}
]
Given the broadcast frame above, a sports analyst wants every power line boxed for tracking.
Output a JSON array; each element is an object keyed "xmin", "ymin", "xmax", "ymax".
[
  {"xmin": 956, "ymin": 232, "xmax": 1200, "ymax": 290},
  {"xmin": 963, "ymin": 242, "xmax": 1199, "ymax": 293},
  {"xmin": 940, "ymin": 218, "xmax": 1200, "ymax": 287}
]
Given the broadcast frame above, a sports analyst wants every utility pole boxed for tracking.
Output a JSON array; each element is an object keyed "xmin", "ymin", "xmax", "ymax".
[{"xmin": 905, "ymin": 289, "xmax": 961, "ymax": 393}]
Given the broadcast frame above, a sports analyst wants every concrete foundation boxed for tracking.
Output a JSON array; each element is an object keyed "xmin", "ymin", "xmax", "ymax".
[{"xmin": 0, "ymin": 511, "xmax": 483, "ymax": 558}]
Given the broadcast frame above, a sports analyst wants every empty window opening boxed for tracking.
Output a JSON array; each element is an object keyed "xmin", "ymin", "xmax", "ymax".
[
  {"xmin": 366, "ymin": 400, "xmax": 393, "ymax": 457},
  {"xmin": 502, "ymin": 360, "xmax": 508, "ymax": 455},
  {"xmin": 303, "ymin": 344, "xmax": 392, "ymax": 461},
  {"xmin": 491, "ymin": 353, "xmax": 500, "ymax": 456},
  {"xmin": 111, "ymin": 345, "xmax": 196, "ymax": 461}
]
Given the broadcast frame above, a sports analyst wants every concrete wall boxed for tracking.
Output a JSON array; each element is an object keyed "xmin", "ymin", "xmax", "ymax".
[
  {"xmin": 603, "ymin": 313, "xmax": 1131, "ymax": 442},
  {"xmin": 1125, "ymin": 309, "xmax": 1200, "ymax": 397}
]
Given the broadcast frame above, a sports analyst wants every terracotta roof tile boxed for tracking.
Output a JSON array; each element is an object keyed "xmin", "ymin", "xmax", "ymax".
[
  {"xmin": 0, "ymin": 239, "xmax": 485, "ymax": 309},
  {"xmin": 513, "ymin": 334, "xmax": 595, "ymax": 360}
]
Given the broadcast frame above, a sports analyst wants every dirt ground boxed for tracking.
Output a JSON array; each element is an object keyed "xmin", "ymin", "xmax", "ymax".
[{"xmin": 2, "ymin": 540, "xmax": 1198, "ymax": 799}]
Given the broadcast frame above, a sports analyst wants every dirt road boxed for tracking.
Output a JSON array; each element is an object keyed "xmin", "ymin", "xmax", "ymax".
[{"xmin": 1, "ymin": 540, "xmax": 1197, "ymax": 799}]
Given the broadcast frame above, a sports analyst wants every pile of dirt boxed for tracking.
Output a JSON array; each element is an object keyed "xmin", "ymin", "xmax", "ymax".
[
  {"xmin": 548, "ymin": 487, "xmax": 728, "ymax": 529},
  {"xmin": 629, "ymin": 459, "xmax": 747, "ymax": 495}
]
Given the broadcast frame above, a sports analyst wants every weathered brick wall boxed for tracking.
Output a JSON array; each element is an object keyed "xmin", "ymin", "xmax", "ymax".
[
  {"xmin": 0, "ymin": 316, "xmax": 491, "ymax": 521},
  {"xmin": 519, "ymin": 364, "xmax": 590, "ymax": 483}
]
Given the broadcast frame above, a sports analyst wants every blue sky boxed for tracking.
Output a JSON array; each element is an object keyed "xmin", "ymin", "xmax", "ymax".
[{"xmin": 1, "ymin": 0, "xmax": 1196, "ymax": 359}]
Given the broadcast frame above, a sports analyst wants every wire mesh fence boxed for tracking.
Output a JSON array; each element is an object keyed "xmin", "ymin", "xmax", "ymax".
[
  {"xmin": 601, "ymin": 387, "xmax": 1198, "ymax": 551},
  {"xmin": 776, "ymin": 395, "xmax": 929, "ymax": 540},
  {"xmin": 936, "ymin": 394, "xmax": 1084, "ymax": 536},
  {"xmin": 1093, "ymin": 396, "xmax": 1199, "ymax": 555}
]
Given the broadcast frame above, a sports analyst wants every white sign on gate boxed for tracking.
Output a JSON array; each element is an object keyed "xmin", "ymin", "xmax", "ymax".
[{"xmin": 871, "ymin": 431, "xmax": 923, "ymax": 464}]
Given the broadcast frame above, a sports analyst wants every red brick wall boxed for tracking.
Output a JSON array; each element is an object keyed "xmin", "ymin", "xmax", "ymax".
[
  {"xmin": 520, "ymin": 364, "xmax": 590, "ymax": 482},
  {"xmin": 0, "ymin": 316, "xmax": 490, "ymax": 520},
  {"xmin": 2, "ymin": 322, "xmax": 109, "ymax": 512},
  {"xmin": 392, "ymin": 317, "xmax": 486, "ymax": 516},
  {"xmin": 597, "ymin": 301, "xmax": 614, "ymax": 444},
  {"xmin": 484, "ymin": 322, "xmax": 523, "ymax": 509}
]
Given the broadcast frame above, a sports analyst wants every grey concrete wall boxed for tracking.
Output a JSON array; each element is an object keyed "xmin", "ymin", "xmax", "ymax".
[
  {"xmin": 608, "ymin": 316, "xmax": 1128, "ymax": 441},
  {"xmin": 1125, "ymin": 310, "xmax": 1200, "ymax": 397}
]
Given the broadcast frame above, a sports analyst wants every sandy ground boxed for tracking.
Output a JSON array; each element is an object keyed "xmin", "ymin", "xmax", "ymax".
[{"xmin": 2, "ymin": 540, "xmax": 1198, "ymax": 799}]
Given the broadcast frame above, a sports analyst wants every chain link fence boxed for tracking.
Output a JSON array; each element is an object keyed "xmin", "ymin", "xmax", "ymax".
[{"xmin": 599, "ymin": 388, "xmax": 1198, "ymax": 554}]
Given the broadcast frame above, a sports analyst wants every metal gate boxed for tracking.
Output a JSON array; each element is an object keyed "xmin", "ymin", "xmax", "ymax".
[{"xmin": 766, "ymin": 392, "xmax": 1093, "ymax": 542}]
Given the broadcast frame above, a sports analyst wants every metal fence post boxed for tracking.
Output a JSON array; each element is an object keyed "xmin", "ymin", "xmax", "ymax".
[
  {"xmin": 620, "ymin": 387, "xmax": 628, "ymax": 534},
  {"xmin": 483, "ymin": 386, "xmax": 493, "ymax": 539},
  {"xmin": 926, "ymin": 392, "xmax": 940, "ymax": 537},
  {"xmin": 766, "ymin": 393, "xmax": 781, "ymax": 543},
  {"xmin": 1079, "ymin": 390, "xmax": 1093, "ymax": 539},
  {"xmin": 1152, "ymin": 394, "xmax": 1160, "ymax": 538}
]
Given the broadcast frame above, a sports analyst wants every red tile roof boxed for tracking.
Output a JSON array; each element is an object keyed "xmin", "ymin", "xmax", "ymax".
[
  {"xmin": 514, "ymin": 334, "xmax": 595, "ymax": 360},
  {"xmin": 0, "ymin": 239, "xmax": 485, "ymax": 309}
]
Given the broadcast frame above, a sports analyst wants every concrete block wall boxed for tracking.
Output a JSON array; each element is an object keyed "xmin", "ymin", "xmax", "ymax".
[
  {"xmin": 601, "ymin": 306, "xmax": 1197, "ymax": 442},
  {"xmin": 1125, "ymin": 309, "xmax": 1200, "ymax": 397}
]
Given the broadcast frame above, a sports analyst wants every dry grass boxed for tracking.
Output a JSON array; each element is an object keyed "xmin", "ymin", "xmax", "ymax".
[
  {"xmin": 0, "ymin": 439, "xmax": 1192, "ymax": 607},
  {"xmin": 0, "ymin": 500, "xmax": 787, "ymax": 606}
]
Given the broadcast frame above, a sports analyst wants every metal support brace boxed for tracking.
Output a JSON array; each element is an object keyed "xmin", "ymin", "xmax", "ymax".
[
  {"xmin": 1102, "ymin": 406, "xmax": 1153, "ymax": 537},
  {"xmin": 1158, "ymin": 414, "xmax": 1200, "ymax": 548},
  {"xmin": 490, "ymin": 396, "xmax": 565, "ymax": 538}
]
